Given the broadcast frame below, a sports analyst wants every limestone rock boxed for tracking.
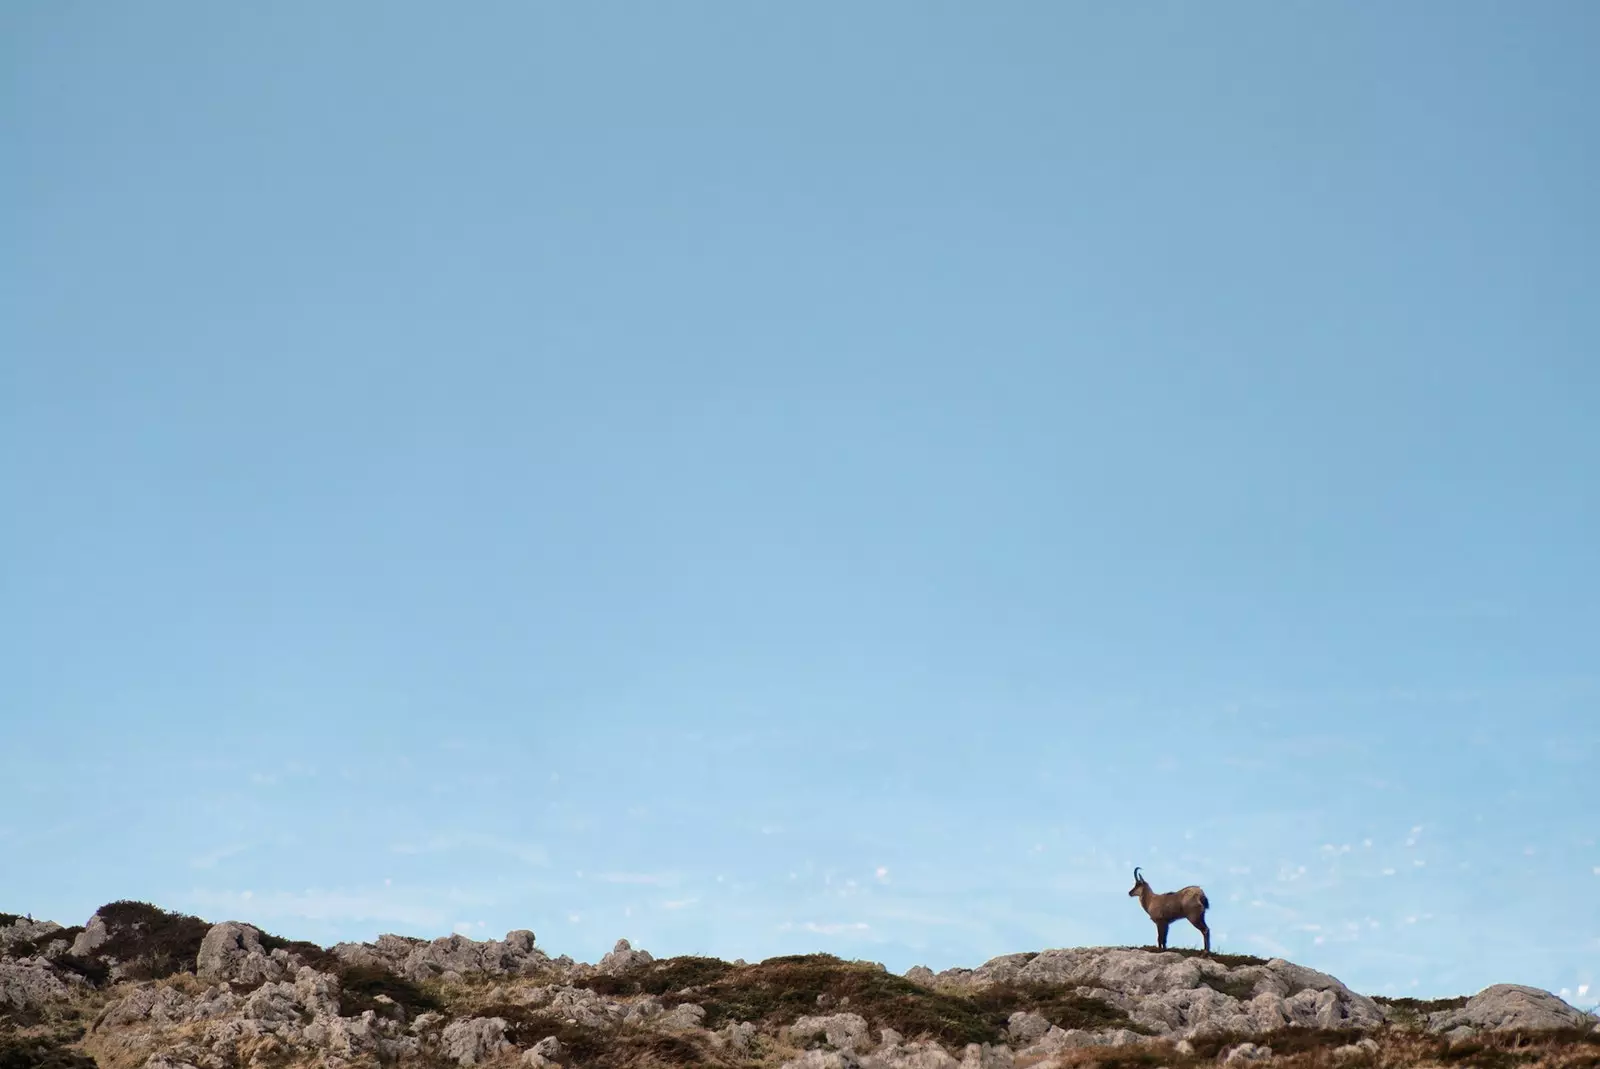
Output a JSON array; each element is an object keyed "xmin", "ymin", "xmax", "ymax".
[
  {"xmin": 658, "ymin": 1002, "xmax": 706, "ymax": 1030},
  {"xmin": 1333, "ymin": 1037, "xmax": 1381, "ymax": 1061},
  {"xmin": 71, "ymin": 914, "xmax": 112, "ymax": 958},
  {"xmin": 0, "ymin": 958, "xmax": 83, "ymax": 1013},
  {"xmin": 196, "ymin": 923, "xmax": 289, "ymax": 985},
  {"xmin": 597, "ymin": 938, "xmax": 654, "ymax": 974},
  {"xmin": 1222, "ymin": 1042, "xmax": 1273, "ymax": 1064},
  {"xmin": 791, "ymin": 1012, "xmax": 870, "ymax": 1050},
  {"xmin": 1428, "ymin": 984, "xmax": 1594, "ymax": 1034},
  {"xmin": 782, "ymin": 1051, "xmax": 861, "ymax": 1069},
  {"xmin": 440, "ymin": 1016, "xmax": 514, "ymax": 1066},
  {"xmin": 720, "ymin": 1020, "xmax": 760, "ymax": 1054}
]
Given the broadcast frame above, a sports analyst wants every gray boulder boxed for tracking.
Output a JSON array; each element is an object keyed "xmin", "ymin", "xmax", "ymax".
[
  {"xmin": 70, "ymin": 914, "xmax": 111, "ymax": 958},
  {"xmin": 334, "ymin": 930, "xmax": 549, "ymax": 983},
  {"xmin": 1222, "ymin": 1042, "xmax": 1273, "ymax": 1064},
  {"xmin": 782, "ymin": 1052, "xmax": 861, "ymax": 1069},
  {"xmin": 1428, "ymin": 984, "xmax": 1594, "ymax": 1034},
  {"xmin": 0, "ymin": 958, "xmax": 83, "ymax": 1014},
  {"xmin": 440, "ymin": 1016, "xmax": 514, "ymax": 1066},
  {"xmin": 658, "ymin": 1002, "xmax": 706, "ymax": 1030},
  {"xmin": 597, "ymin": 938, "xmax": 653, "ymax": 974},
  {"xmin": 790, "ymin": 1012, "xmax": 870, "ymax": 1050},
  {"xmin": 196, "ymin": 923, "xmax": 290, "ymax": 985}
]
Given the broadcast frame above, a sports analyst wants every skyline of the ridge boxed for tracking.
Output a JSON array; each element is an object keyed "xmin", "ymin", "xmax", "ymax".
[{"xmin": 3, "ymin": 3, "xmax": 1597, "ymax": 1009}]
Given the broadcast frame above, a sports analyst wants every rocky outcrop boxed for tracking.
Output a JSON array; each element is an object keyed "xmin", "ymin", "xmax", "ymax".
[
  {"xmin": 12, "ymin": 899, "xmax": 1600, "ymax": 1069},
  {"xmin": 1426, "ymin": 984, "xmax": 1596, "ymax": 1037},
  {"xmin": 195, "ymin": 923, "xmax": 292, "ymax": 985},
  {"xmin": 439, "ymin": 1016, "xmax": 514, "ymax": 1066},
  {"xmin": 790, "ymin": 1012, "xmax": 871, "ymax": 1050},
  {"xmin": 907, "ymin": 946, "xmax": 1385, "ymax": 1041},
  {"xmin": 1, "ymin": 957, "xmax": 86, "ymax": 1015},
  {"xmin": 597, "ymin": 938, "xmax": 654, "ymax": 974},
  {"xmin": 69, "ymin": 914, "xmax": 111, "ymax": 959},
  {"xmin": 332, "ymin": 930, "xmax": 550, "ymax": 983}
]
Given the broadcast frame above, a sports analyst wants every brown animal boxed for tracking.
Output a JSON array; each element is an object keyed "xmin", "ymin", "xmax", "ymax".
[{"xmin": 1128, "ymin": 866, "xmax": 1210, "ymax": 953}]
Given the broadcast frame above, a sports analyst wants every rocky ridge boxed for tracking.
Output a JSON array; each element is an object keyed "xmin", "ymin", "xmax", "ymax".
[{"xmin": 3, "ymin": 905, "xmax": 1597, "ymax": 1069}]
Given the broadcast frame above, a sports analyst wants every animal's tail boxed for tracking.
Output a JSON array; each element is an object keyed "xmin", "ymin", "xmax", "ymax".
[{"xmin": 1201, "ymin": 892, "xmax": 1210, "ymax": 910}]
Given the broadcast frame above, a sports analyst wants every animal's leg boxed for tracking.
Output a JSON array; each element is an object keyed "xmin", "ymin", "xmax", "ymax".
[
  {"xmin": 1156, "ymin": 920, "xmax": 1169, "ymax": 949},
  {"xmin": 1193, "ymin": 915, "xmax": 1211, "ymax": 955}
]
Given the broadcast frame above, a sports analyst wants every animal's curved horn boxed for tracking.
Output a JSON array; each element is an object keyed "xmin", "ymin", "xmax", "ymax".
[{"xmin": 1133, "ymin": 867, "xmax": 1142, "ymax": 883}]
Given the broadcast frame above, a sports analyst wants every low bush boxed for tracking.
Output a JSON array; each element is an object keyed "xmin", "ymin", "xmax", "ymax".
[
  {"xmin": 92, "ymin": 902, "xmax": 210, "ymax": 981},
  {"xmin": 335, "ymin": 964, "xmax": 442, "ymax": 1019},
  {"xmin": 0, "ymin": 1035, "xmax": 97, "ymax": 1069}
]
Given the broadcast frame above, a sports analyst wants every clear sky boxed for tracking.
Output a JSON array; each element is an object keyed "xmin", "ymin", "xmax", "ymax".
[{"xmin": 3, "ymin": 2, "xmax": 1597, "ymax": 1010}]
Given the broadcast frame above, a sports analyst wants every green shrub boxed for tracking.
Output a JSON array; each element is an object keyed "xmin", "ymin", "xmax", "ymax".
[
  {"xmin": 49, "ymin": 956, "xmax": 109, "ymax": 986},
  {"xmin": 587, "ymin": 956, "xmax": 735, "ymax": 997},
  {"xmin": 93, "ymin": 901, "xmax": 210, "ymax": 980},
  {"xmin": 969, "ymin": 981, "xmax": 1149, "ymax": 1035},
  {"xmin": 468, "ymin": 1009, "xmax": 728, "ymax": 1069},
  {"xmin": 335, "ymin": 964, "xmax": 442, "ymax": 1019},
  {"xmin": 1198, "ymin": 974, "xmax": 1260, "ymax": 1000}
]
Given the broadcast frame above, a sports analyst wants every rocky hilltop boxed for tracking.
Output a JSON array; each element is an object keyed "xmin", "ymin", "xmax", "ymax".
[{"xmin": 3, "ymin": 904, "xmax": 1597, "ymax": 1069}]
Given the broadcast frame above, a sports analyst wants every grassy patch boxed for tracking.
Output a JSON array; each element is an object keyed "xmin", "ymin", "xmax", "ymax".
[
  {"xmin": 1372, "ymin": 995, "xmax": 1471, "ymax": 1013},
  {"xmin": 92, "ymin": 902, "xmax": 210, "ymax": 981},
  {"xmin": 0, "ymin": 1035, "xmax": 97, "ymax": 1069},
  {"xmin": 335, "ymin": 964, "xmax": 442, "ymax": 1019},
  {"xmin": 677, "ymin": 954, "xmax": 999, "ymax": 1046},
  {"xmin": 466, "ymin": 1007, "xmax": 731, "ymax": 1069},
  {"xmin": 970, "ymin": 982, "xmax": 1148, "ymax": 1035},
  {"xmin": 589, "ymin": 957, "xmax": 735, "ymax": 997},
  {"xmin": 1113, "ymin": 940, "xmax": 1260, "ymax": 966},
  {"xmin": 1198, "ymin": 974, "xmax": 1260, "ymax": 1000},
  {"xmin": 593, "ymin": 954, "xmax": 1146, "ymax": 1049},
  {"xmin": 1180, "ymin": 1026, "xmax": 1362, "ymax": 1062}
]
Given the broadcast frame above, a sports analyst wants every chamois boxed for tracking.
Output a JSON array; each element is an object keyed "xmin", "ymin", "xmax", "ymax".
[{"xmin": 1128, "ymin": 866, "xmax": 1210, "ymax": 954}]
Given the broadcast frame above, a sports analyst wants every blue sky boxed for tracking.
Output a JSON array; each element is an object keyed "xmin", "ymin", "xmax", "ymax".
[{"xmin": 3, "ymin": 2, "xmax": 1597, "ymax": 1009}]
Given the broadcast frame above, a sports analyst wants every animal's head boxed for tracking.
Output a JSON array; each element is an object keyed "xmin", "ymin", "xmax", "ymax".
[{"xmin": 1128, "ymin": 867, "xmax": 1148, "ymax": 897}]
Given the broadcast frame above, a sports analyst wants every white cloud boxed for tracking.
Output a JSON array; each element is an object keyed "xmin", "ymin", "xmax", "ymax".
[
  {"xmin": 389, "ymin": 832, "xmax": 546, "ymax": 865},
  {"xmin": 1592, "ymin": 866, "xmax": 1599, "ymax": 876},
  {"xmin": 183, "ymin": 888, "xmax": 451, "ymax": 928},
  {"xmin": 1404, "ymin": 838, "xmax": 1416, "ymax": 848},
  {"xmin": 875, "ymin": 867, "xmax": 890, "ymax": 881},
  {"xmin": 798, "ymin": 922, "xmax": 871, "ymax": 935},
  {"xmin": 1524, "ymin": 846, "xmax": 1537, "ymax": 856},
  {"xmin": 190, "ymin": 843, "xmax": 251, "ymax": 869},
  {"xmin": 1411, "ymin": 825, "xmax": 1423, "ymax": 834},
  {"xmin": 453, "ymin": 922, "xmax": 474, "ymax": 935},
  {"xmin": 1363, "ymin": 839, "xmax": 1373, "ymax": 848},
  {"xmin": 1414, "ymin": 859, "xmax": 1426, "ymax": 867},
  {"xmin": 594, "ymin": 872, "xmax": 672, "ymax": 885},
  {"xmin": 567, "ymin": 913, "xmax": 581, "ymax": 924},
  {"xmin": 1579, "ymin": 984, "xmax": 1590, "ymax": 997},
  {"xmin": 1382, "ymin": 868, "xmax": 1396, "ymax": 876},
  {"xmin": 1314, "ymin": 936, "xmax": 1325, "ymax": 945},
  {"xmin": 661, "ymin": 899, "xmax": 698, "ymax": 910}
]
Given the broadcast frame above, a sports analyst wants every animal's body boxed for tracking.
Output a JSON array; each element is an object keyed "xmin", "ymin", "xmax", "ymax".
[{"xmin": 1128, "ymin": 867, "xmax": 1210, "ymax": 954}]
